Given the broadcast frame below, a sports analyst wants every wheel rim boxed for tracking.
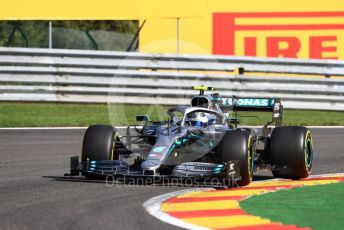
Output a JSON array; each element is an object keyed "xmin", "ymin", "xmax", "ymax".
[
  {"xmin": 305, "ymin": 132, "xmax": 313, "ymax": 171},
  {"xmin": 247, "ymin": 136, "xmax": 255, "ymax": 180},
  {"xmin": 111, "ymin": 132, "xmax": 120, "ymax": 160},
  {"xmin": 249, "ymin": 143, "xmax": 255, "ymax": 177}
]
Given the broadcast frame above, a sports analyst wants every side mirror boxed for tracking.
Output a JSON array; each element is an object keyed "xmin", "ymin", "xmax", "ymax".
[{"xmin": 136, "ymin": 115, "xmax": 150, "ymax": 122}]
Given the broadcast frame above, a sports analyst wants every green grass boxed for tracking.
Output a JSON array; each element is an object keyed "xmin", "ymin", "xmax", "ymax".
[
  {"xmin": 0, "ymin": 102, "xmax": 167, "ymax": 127},
  {"xmin": 1, "ymin": 102, "xmax": 344, "ymax": 127},
  {"xmin": 240, "ymin": 183, "xmax": 344, "ymax": 230}
]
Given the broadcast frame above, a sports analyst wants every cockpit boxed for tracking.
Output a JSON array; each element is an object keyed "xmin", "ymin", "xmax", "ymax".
[
  {"xmin": 184, "ymin": 111, "xmax": 218, "ymax": 127},
  {"xmin": 167, "ymin": 107, "xmax": 222, "ymax": 128}
]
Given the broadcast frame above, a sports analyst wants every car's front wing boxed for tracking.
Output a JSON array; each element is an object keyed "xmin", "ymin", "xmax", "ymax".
[{"xmin": 68, "ymin": 156, "xmax": 239, "ymax": 181}]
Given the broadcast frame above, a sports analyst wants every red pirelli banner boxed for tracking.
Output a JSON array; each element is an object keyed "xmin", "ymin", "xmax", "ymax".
[
  {"xmin": 140, "ymin": 1, "xmax": 344, "ymax": 60},
  {"xmin": 213, "ymin": 12, "xmax": 344, "ymax": 59}
]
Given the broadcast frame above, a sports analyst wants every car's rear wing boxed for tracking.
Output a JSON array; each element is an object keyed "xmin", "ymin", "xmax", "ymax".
[
  {"xmin": 219, "ymin": 97, "xmax": 283, "ymax": 127},
  {"xmin": 221, "ymin": 97, "xmax": 275, "ymax": 111}
]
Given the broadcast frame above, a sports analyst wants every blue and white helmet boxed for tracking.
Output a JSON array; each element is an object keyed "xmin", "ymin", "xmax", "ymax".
[{"xmin": 186, "ymin": 112, "xmax": 208, "ymax": 127}]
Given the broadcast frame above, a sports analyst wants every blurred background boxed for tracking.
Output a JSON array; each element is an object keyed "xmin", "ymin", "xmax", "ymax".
[{"xmin": 0, "ymin": 21, "xmax": 139, "ymax": 51}]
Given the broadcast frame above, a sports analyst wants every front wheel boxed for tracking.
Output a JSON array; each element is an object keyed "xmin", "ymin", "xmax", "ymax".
[
  {"xmin": 81, "ymin": 125, "xmax": 119, "ymax": 179},
  {"xmin": 269, "ymin": 126, "xmax": 313, "ymax": 179},
  {"xmin": 218, "ymin": 130, "xmax": 256, "ymax": 186}
]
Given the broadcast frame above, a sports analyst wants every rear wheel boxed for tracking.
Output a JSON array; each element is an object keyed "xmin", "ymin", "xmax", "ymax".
[
  {"xmin": 82, "ymin": 125, "xmax": 119, "ymax": 179},
  {"xmin": 270, "ymin": 126, "xmax": 313, "ymax": 179},
  {"xmin": 218, "ymin": 130, "xmax": 255, "ymax": 186}
]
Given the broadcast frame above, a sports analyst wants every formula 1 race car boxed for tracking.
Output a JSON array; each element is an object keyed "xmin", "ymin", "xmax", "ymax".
[{"xmin": 68, "ymin": 86, "xmax": 313, "ymax": 186}]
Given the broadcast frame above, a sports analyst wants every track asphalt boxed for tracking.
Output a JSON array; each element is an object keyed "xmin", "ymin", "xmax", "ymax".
[{"xmin": 0, "ymin": 128, "xmax": 343, "ymax": 230}]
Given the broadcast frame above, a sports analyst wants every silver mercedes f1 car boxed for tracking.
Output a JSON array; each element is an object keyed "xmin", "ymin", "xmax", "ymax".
[{"xmin": 68, "ymin": 86, "xmax": 313, "ymax": 186}]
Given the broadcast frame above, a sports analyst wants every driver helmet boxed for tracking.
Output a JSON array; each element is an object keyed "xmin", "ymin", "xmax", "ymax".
[{"xmin": 187, "ymin": 112, "xmax": 208, "ymax": 127}]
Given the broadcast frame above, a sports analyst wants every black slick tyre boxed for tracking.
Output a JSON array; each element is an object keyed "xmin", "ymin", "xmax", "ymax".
[
  {"xmin": 218, "ymin": 130, "xmax": 255, "ymax": 186},
  {"xmin": 270, "ymin": 126, "xmax": 313, "ymax": 179},
  {"xmin": 81, "ymin": 125, "xmax": 119, "ymax": 179}
]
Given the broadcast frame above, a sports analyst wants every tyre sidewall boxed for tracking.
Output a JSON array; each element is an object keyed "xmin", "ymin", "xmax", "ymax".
[
  {"xmin": 219, "ymin": 130, "xmax": 254, "ymax": 186},
  {"xmin": 270, "ymin": 126, "xmax": 313, "ymax": 179},
  {"xmin": 81, "ymin": 125, "xmax": 118, "ymax": 162}
]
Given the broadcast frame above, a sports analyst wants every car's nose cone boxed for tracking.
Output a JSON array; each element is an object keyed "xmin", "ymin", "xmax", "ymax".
[{"xmin": 141, "ymin": 158, "xmax": 161, "ymax": 171}]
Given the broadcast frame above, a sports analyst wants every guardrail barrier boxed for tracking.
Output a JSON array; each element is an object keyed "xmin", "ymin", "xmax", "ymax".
[{"xmin": 0, "ymin": 47, "xmax": 343, "ymax": 110}]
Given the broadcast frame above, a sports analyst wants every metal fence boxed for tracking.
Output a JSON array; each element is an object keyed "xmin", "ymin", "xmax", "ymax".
[{"xmin": 0, "ymin": 47, "xmax": 343, "ymax": 111}]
